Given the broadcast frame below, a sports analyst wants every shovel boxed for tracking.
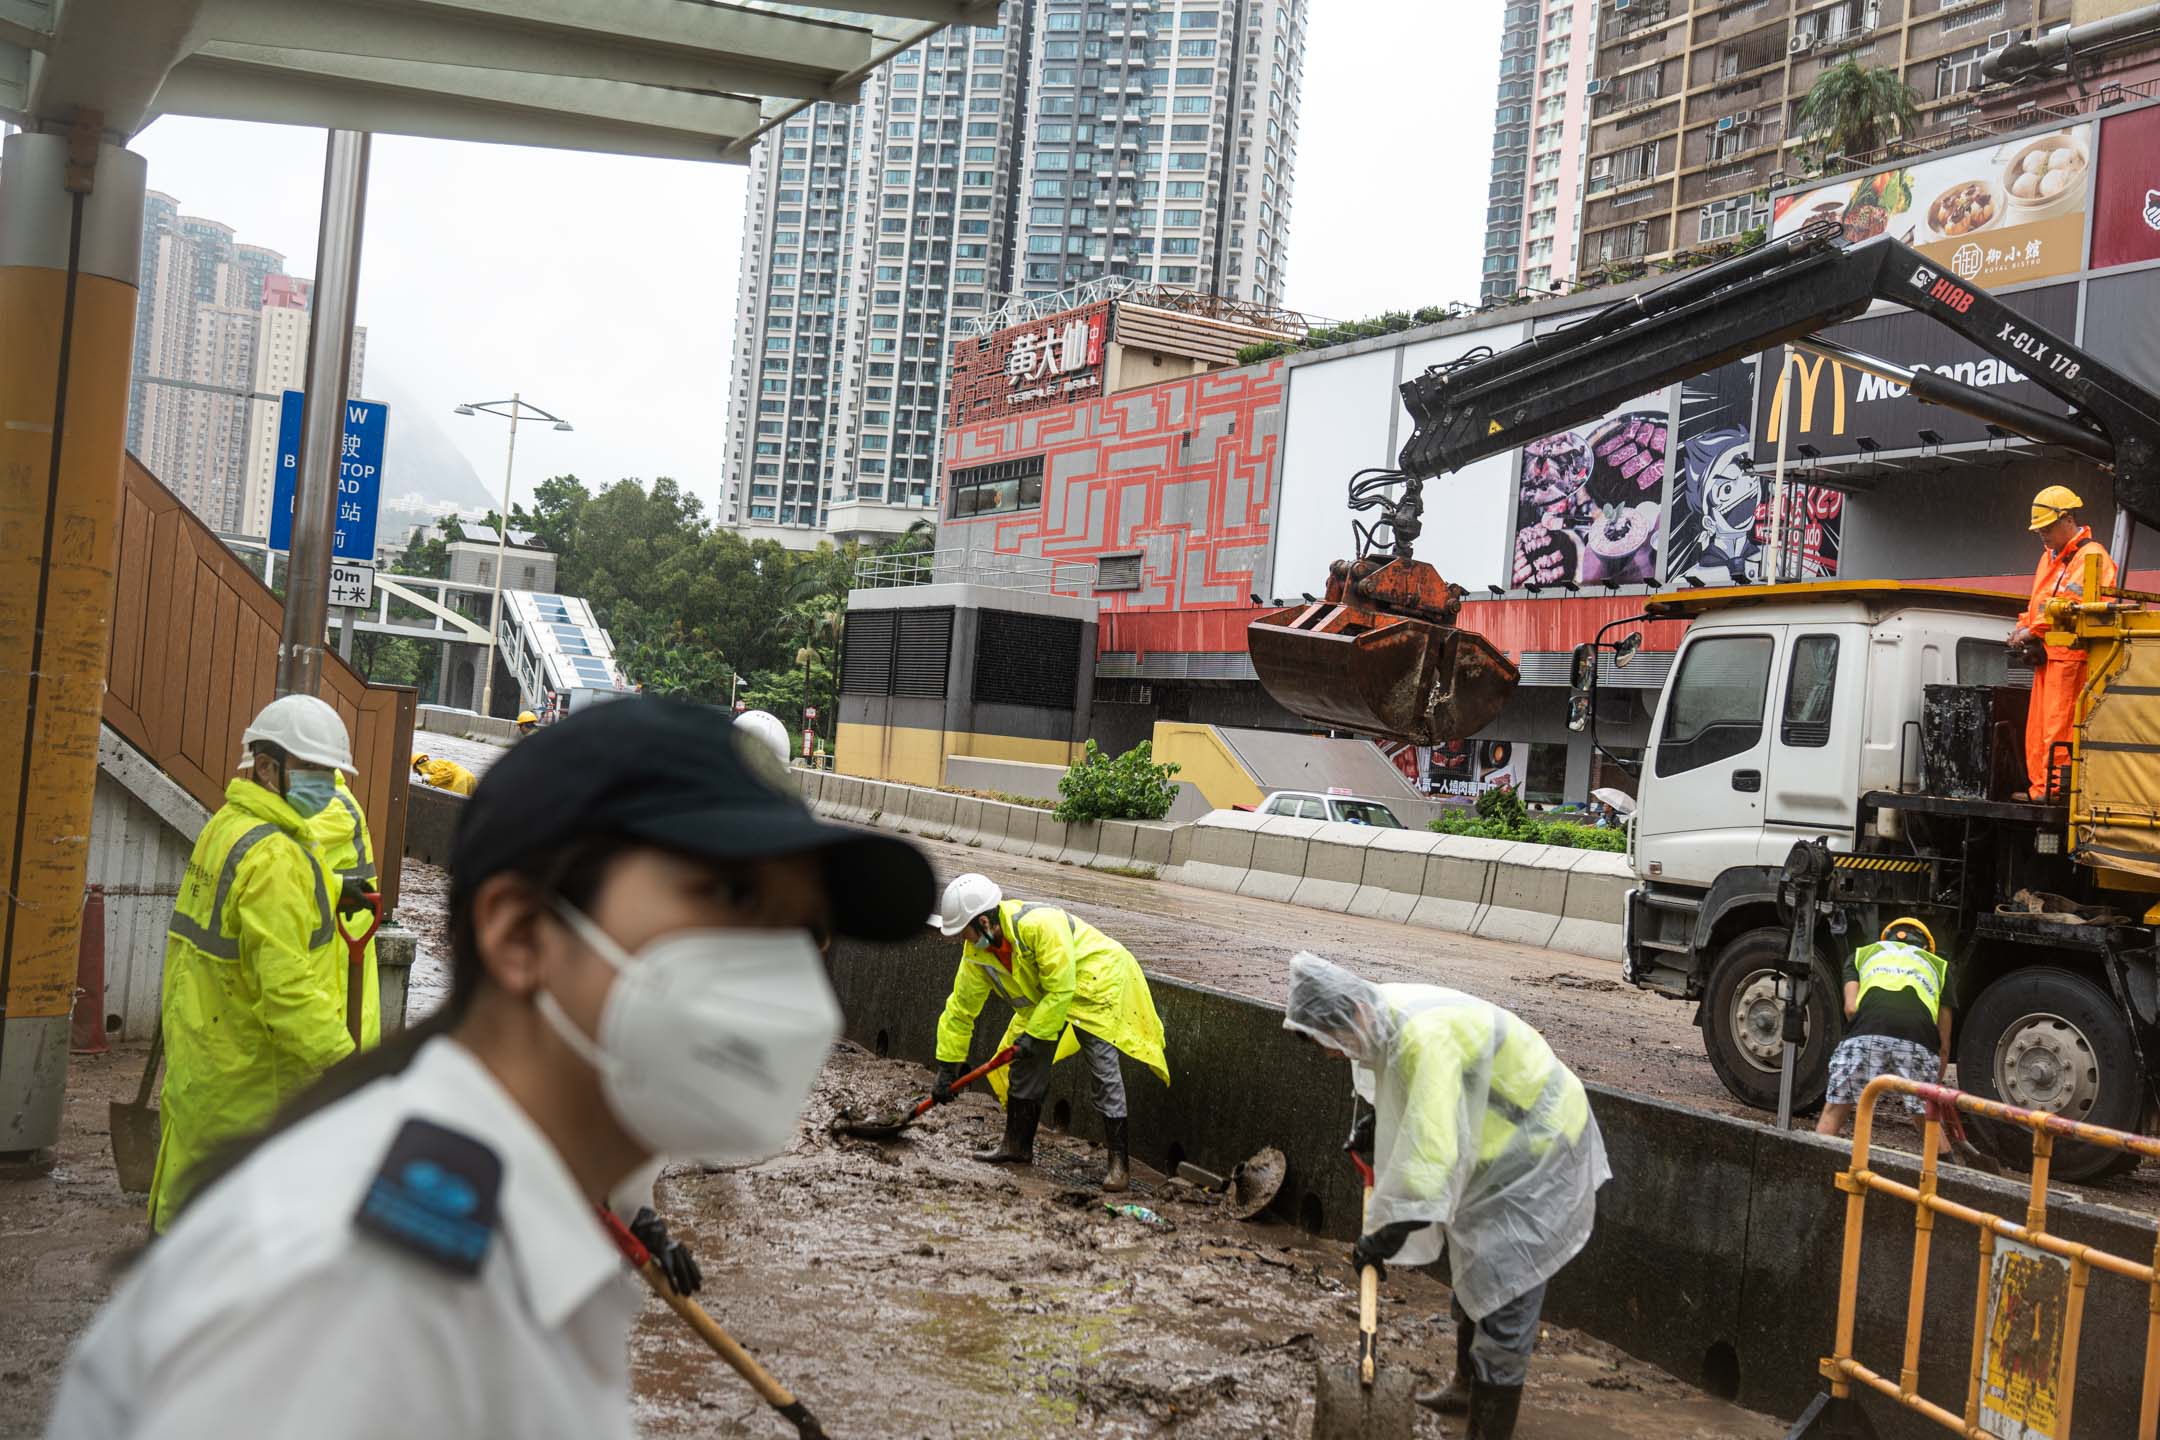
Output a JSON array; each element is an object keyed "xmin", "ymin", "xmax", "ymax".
[
  {"xmin": 828, "ymin": 1045, "xmax": 1016, "ymax": 1139},
  {"xmin": 335, "ymin": 887, "xmax": 382, "ymax": 1049},
  {"xmin": 110, "ymin": 1022, "xmax": 164, "ymax": 1195},
  {"xmin": 598, "ymin": 1207, "xmax": 831, "ymax": 1439},
  {"xmin": 1311, "ymin": 1164, "xmax": 1416, "ymax": 1440}
]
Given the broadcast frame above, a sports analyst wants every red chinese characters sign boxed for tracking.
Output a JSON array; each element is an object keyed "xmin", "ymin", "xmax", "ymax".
[
  {"xmin": 2093, "ymin": 103, "xmax": 2160, "ymax": 271},
  {"xmin": 948, "ymin": 302, "xmax": 1112, "ymax": 425}
]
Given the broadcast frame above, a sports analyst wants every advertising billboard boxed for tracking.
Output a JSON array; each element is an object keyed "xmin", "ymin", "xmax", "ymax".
[
  {"xmin": 1509, "ymin": 391, "xmax": 1672, "ymax": 587},
  {"xmin": 945, "ymin": 302, "xmax": 1112, "ymax": 426},
  {"xmin": 1771, "ymin": 122, "xmax": 2097, "ymax": 288},
  {"xmin": 2092, "ymin": 102, "xmax": 2160, "ymax": 271},
  {"xmin": 1748, "ymin": 281, "xmax": 2078, "ymax": 459},
  {"xmin": 1664, "ymin": 359, "xmax": 1844, "ymax": 584}
]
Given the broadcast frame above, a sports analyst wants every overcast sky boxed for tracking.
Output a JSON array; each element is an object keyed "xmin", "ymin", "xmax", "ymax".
[{"xmin": 116, "ymin": 1, "xmax": 1499, "ymax": 520}]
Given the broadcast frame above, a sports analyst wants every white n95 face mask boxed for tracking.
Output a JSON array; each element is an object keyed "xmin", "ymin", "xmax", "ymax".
[{"xmin": 539, "ymin": 903, "xmax": 841, "ymax": 1164}]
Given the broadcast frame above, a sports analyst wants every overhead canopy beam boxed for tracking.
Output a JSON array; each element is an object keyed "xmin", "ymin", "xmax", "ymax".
[{"xmin": 158, "ymin": 47, "xmax": 768, "ymax": 160}]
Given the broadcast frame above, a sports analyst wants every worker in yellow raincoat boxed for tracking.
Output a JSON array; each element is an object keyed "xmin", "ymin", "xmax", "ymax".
[
  {"xmin": 150, "ymin": 696, "xmax": 359, "ymax": 1231},
  {"xmin": 303, "ymin": 771, "xmax": 382, "ymax": 1050},
  {"xmin": 928, "ymin": 873, "xmax": 1168, "ymax": 1191},
  {"xmin": 411, "ymin": 751, "xmax": 477, "ymax": 795}
]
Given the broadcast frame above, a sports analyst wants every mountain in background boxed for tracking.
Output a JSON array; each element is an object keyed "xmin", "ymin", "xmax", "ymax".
[{"xmin": 368, "ymin": 375, "xmax": 499, "ymax": 544}]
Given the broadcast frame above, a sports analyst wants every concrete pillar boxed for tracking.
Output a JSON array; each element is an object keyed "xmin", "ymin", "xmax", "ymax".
[
  {"xmin": 1564, "ymin": 732, "xmax": 1595, "ymax": 806},
  {"xmin": 0, "ymin": 130, "xmax": 147, "ymax": 1153}
]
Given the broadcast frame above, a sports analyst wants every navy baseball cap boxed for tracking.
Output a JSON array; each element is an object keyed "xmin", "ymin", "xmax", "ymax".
[{"xmin": 450, "ymin": 697, "xmax": 933, "ymax": 942}]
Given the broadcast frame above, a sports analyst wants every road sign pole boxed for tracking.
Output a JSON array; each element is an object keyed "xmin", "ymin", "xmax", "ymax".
[
  {"xmin": 337, "ymin": 609, "xmax": 356, "ymax": 663},
  {"xmin": 277, "ymin": 128, "xmax": 370, "ymax": 698}
]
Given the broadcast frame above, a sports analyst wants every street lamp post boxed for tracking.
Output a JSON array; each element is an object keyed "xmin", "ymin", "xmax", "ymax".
[{"xmin": 454, "ymin": 395, "xmax": 573, "ymax": 717}]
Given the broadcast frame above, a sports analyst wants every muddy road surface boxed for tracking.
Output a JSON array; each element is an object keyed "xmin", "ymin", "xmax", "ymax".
[{"xmin": 631, "ymin": 1045, "xmax": 1783, "ymax": 1439}]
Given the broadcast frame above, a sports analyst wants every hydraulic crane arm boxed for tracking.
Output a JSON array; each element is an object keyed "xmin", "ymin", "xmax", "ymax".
[{"xmin": 1397, "ymin": 222, "xmax": 2160, "ymax": 530}]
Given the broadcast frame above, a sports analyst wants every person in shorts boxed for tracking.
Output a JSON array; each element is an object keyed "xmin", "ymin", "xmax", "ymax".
[{"xmin": 1817, "ymin": 916, "xmax": 1952, "ymax": 1154}]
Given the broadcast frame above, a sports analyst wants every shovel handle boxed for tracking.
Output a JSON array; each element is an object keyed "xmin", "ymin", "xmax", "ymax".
[
  {"xmin": 1358, "ymin": 1185, "xmax": 1378, "ymax": 1387},
  {"xmin": 598, "ymin": 1208, "xmax": 828, "ymax": 1436},
  {"xmin": 913, "ymin": 1044, "xmax": 1018, "ymax": 1120}
]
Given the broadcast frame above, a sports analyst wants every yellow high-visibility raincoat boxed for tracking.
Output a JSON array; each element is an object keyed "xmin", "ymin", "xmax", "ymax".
[
  {"xmin": 150, "ymin": 779, "xmax": 352, "ymax": 1230},
  {"xmin": 412, "ymin": 754, "xmax": 477, "ymax": 795},
  {"xmin": 304, "ymin": 771, "xmax": 382, "ymax": 1051},
  {"xmin": 934, "ymin": 900, "xmax": 1169, "ymax": 1102}
]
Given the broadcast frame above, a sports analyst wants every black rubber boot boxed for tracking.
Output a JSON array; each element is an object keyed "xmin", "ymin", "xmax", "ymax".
[
  {"xmin": 974, "ymin": 1098, "xmax": 1041, "ymax": 1165},
  {"xmin": 1100, "ymin": 1116, "xmax": 1130, "ymax": 1193},
  {"xmin": 1415, "ymin": 1313, "xmax": 1475, "ymax": 1415},
  {"xmin": 1466, "ymin": 1381, "xmax": 1523, "ymax": 1440}
]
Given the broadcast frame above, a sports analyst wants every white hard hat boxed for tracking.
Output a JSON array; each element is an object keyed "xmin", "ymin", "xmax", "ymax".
[
  {"xmin": 930, "ymin": 873, "xmax": 1002, "ymax": 936},
  {"xmin": 733, "ymin": 709, "xmax": 791, "ymax": 768},
  {"xmin": 240, "ymin": 694, "xmax": 355, "ymax": 774}
]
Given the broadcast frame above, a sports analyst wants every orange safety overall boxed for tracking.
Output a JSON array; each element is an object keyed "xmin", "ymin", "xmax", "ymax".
[{"xmin": 2016, "ymin": 525, "xmax": 2115, "ymax": 796}]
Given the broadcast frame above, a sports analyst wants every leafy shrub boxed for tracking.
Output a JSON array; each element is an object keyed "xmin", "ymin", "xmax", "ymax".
[
  {"xmin": 1054, "ymin": 740, "xmax": 1182, "ymax": 823},
  {"xmin": 1427, "ymin": 783, "xmax": 1626, "ymax": 852},
  {"xmin": 1236, "ymin": 340, "xmax": 1291, "ymax": 365}
]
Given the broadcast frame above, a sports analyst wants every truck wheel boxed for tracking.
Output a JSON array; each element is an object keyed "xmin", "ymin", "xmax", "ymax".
[
  {"xmin": 1702, "ymin": 927, "xmax": 1842, "ymax": 1114},
  {"xmin": 1957, "ymin": 968, "xmax": 2143, "ymax": 1183}
]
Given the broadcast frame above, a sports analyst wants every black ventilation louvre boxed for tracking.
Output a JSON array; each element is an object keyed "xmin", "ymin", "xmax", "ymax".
[
  {"xmin": 839, "ymin": 608, "xmax": 954, "ymax": 697},
  {"xmin": 973, "ymin": 610, "xmax": 1082, "ymax": 710},
  {"xmin": 839, "ymin": 611, "xmax": 896, "ymax": 695},
  {"xmin": 894, "ymin": 608, "xmax": 954, "ymax": 697}
]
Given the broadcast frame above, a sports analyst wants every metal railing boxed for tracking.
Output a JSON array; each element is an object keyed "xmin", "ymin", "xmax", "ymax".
[
  {"xmin": 852, "ymin": 546, "xmax": 1091, "ymax": 595},
  {"xmin": 1809, "ymin": 1076, "xmax": 2160, "ymax": 1438},
  {"xmin": 1811, "ymin": 78, "xmax": 2160, "ymax": 182}
]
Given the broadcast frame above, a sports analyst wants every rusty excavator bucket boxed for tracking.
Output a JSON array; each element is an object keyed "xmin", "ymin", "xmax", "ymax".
[{"xmin": 1248, "ymin": 553, "xmax": 1519, "ymax": 745}]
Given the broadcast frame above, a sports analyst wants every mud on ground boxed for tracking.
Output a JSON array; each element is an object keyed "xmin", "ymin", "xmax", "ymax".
[{"xmin": 630, "ymin": 1044, "xmax": 1782, "ymax": 1439}]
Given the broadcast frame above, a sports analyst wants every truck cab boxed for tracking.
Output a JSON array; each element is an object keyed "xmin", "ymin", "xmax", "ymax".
[{"xmin": 1618, "ymin": 580, "xmax": 2160, "ymax": 1179}]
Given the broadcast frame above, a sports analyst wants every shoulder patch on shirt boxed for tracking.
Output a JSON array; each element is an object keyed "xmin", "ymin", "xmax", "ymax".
[{"xmin": 353, "ymin": 1118, "xmax": 503, "ymax": 1277}]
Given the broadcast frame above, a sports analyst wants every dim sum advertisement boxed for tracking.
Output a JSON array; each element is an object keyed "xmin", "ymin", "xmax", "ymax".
[{"xmin": 1770, "ymin": 121, "xmax": 2096, "ymax": 288}]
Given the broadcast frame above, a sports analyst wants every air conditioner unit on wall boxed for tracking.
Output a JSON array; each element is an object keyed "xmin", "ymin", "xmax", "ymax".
[
  {"xmin": 1718, "ymin": 114, "xmax": 1735, "ymax": 130},
  {"xmin": 1586, "ymin": 77, "xmax": 1607, "ymax": 94},
  {"xmin": 1987, "ymin": 29, "xmax": 2015, "ymax": 49},
  {"xmin": 1790, "ymin": 32, "xmax": 1811, "ymax": 52},
  {"xmin": 1733, "ymin": 108, "xmax": 1752, "ymax": 124}
]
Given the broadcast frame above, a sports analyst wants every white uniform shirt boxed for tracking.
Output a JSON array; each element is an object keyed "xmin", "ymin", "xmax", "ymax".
[{"xmin": 50, "ymin": 1038, "xmax": 645, "ymax": 1439}]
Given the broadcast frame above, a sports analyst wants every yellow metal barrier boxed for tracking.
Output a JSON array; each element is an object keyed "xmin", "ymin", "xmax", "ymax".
[{"xmin": 1818, "ymin": 1076, "xmax": 2160, "ymax": 1438}]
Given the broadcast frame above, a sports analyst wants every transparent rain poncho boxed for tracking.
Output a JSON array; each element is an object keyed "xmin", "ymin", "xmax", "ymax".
[{"xmin": 1283, "ymin": 952, "xmax": 1611, "ymax": 1319}]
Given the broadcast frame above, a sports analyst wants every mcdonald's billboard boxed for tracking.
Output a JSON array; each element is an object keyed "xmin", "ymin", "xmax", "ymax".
[{"xmin": 1750, "ymin": 281, "xmax": 2078, "ymax": 460}]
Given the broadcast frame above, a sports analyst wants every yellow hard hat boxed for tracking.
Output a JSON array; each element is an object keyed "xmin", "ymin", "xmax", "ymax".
[
  {"xmin": 2029, "ymin": 484, "xmax": 2083, "ymax": 531},
  {"xmin": 516, "ymin": 711, "xmax": 538, "ymax": 726},
  {"xmin": 411, "ymin": 753, "xmax": 429, "ymax": 771},
  {"xmin": 1882, "ymin": 916, "xmax": 1935, "ymax": 951}
]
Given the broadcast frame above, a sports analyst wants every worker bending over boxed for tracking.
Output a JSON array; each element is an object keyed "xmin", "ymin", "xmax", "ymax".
[
  {"xmin": 1817, "ymin": 918, "xmax": 1953, "ymax": 1155},
  {"xmin": 1285, "ymin": 953, "xmax": 1609, "ymax": 1440},
  {"xmin": 412, "ymin": 750, "xmax": 478, "ymax": 796},
  {"xmin": 928, "ymin": 874, "xmax": 1168, "ymax": 1191},
  {"xmin": 2011, "ymin": 485, "xmax": 2115, "ymax": 800},
  {"xmin": 150, "ymin": 697, "xmax": 359, "ymax": 1231},
  {"xmin": 51, "ymin": 699, "xmax": 934, "ymax": 1437},
  {"xmin": 516, "ymin": 710, "xmax": 540, "ymax": 738}
]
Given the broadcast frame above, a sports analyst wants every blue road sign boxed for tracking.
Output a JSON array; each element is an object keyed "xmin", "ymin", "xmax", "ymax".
[{"xmin": 268, "ymin": 390, "xmax": 388, "ymax": 561}]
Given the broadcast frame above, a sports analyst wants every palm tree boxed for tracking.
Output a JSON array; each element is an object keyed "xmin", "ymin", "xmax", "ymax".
[{"xmin": 1795, "ymin": 60, "xmax": 1920, "ymax": 165}]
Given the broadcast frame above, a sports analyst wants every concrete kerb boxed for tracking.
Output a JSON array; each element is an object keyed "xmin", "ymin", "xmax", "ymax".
[
  {"xmin": 1349, "ymin": 829, "xmax": 1440, "ymax": 923},
  {"xmin": 825, "ymin": 932, "xmax": 2155, "ymax": 1440},
  {"xmin": 1095, "ymin": 820, "xmax": 1141, "ymax": 868},
  {"xmin": 1473, "ymin": 840, "xmax": 1573, "ymax": 949},
  {"xmin": 948, "ymin": 795, "xmax": 984, "ymax": 847},
  {"xmin": 1241, "ymin": 814, "xmax": 1323, "ymax": 903},
  {"xmin": 1057, "ymin": 818, "xmax": 1103, "ymax": 869},
  {"xmin": 998, "ymin": 804, "xmax": 1042, "ymax": 857},
  {"xmin": 1175, "ymin": 811, "xmax": 1266, "ymax": 893},
  {"xmin": 1031, "ymin": 816, "xmax": 1071, "ymax": 866},
  {"xmin": 1552, "ymin": 850, "xmax": 1632, "ymax": 959},
  {"xmin": 1291, "ymin": 820, "xmax": 1377, "ymax": 913}
]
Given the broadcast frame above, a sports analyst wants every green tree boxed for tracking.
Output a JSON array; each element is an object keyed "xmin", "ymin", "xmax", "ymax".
[
  {"xmin": 512, "ymin": 473, "xmax": 589, "ymax": 558},
  {"xmin": 1794, "ymin": 60, "xmax": 1919, "ymax": 164}
]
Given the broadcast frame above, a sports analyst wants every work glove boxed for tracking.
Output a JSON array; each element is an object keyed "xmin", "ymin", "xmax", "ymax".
[
  {"xmin": 336, "ymin": 878, "xmax": 378, "ymax": 920},
  {"xmin": 1012, "ymin": 1032, "xmax": 1053, "ymax": 1066},
  {"xmin": 1349, "ymin": 1222, "xmax": 1421, "ymax": 1281},
  {"xmin": 1343, "ymin": 1107, "xmax": 1375, "ymax": 1169},
  {"xmin": 930, "ymin": 1060, "xmax": 967, "ymax": 1105},
  {"xmin": 629, "ymin": 1208, "xmax": 702, "ymax": 1297}
]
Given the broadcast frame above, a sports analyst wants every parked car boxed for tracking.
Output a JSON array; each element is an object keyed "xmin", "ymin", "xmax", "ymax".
[{"xmin": 1253, "ymin": 791, "xmax": 1405, "ymax": 827}]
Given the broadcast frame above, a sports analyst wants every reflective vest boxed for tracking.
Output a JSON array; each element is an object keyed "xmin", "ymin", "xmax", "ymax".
[
  {"xmin": 2019, "ymin": 528, "xmax": 2115, "ymax": 647},
  {"xmin": 303, "ymin": 772, "xmax": 382, "ymax": 1050},
  {"xmin": 934, "ymin": 899, "xmax": 1170, "ymax": 1100},
  {"xmin": 1853, "ymin": 941, "xmax": 1947, "ymax": 1022},
  {"xmin": 1396, "ymin": 1002, "xmax": 1592, "ymax": 1183},
  {"xmin": 151, "ymin": 779, "xmax": 353, "ymax": 1230}
]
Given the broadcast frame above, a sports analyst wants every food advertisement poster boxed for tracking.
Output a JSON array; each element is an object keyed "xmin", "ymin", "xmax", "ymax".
[
  {"xmin": 1509, "ymin": 391, "xmax": 1673, "ymax": 588},
  {"xmin": 2092, "ymin": 102, "xmax": 2160, "ymax": 270},
  {"xmin": 1664, "ymin": 359, "xmax": 1842, "ymax": 584},
  {"xmin": 1428, "ymin": 739, "xmax": 1527, "ymax": 801},
  {"xmin": 1979, "ymin": 1238, "xmax": 2070, "ymax": 1440},
  {"xmin": 1771, "ymin": 122, "xmax": 2096, "ymax": 288}
]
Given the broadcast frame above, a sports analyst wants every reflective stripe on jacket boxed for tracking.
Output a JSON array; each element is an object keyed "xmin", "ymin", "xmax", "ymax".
[
  {"xmin": 2018, "ymin": 529, "xmax": 2115, "ymax": 646},
  {"xmin": 303, "ymin": 772, "xmax": 382, "ymax": 1051},
  {"xmin": 1395, "ymin": 1000, "xmax": 1592, "ymax": 1195},
  {"xmin": 151, "ymin": 779, "xmax": 353, "ymax": 1230},
  {"xmin": 1853, "ymin": 940, "xmax": 1947, "ymax": 1022}
]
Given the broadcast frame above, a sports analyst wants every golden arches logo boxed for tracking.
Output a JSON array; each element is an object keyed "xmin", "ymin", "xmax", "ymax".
[{"xmin": 1764, "ymin": 350, "xmax": 1847, "ymax": 443}]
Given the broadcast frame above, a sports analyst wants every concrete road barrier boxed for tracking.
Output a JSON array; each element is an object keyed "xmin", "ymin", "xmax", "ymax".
[
  {"xmin": 806, "ymin": 778, "xmax": 1632, "ymax": 962},
  {"xmin": 828, "ymin": 933, "xmax": 2154, "ymax": 1439}
]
